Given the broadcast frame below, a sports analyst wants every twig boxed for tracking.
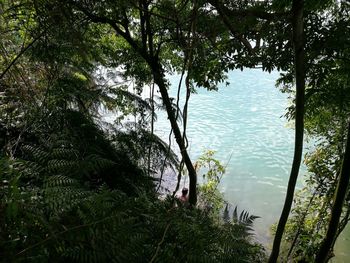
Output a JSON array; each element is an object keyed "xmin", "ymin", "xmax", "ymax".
[
  {"xmin": 149, "ymin": 223, "xmax": 171, "ymax": 263},
  {"xmin": 16, "ymin": 214, "xmax": 119, "ymax": 256},
  {"xmin": 0, "ymin": 29, "xmax": 46, "ymax": 80}
]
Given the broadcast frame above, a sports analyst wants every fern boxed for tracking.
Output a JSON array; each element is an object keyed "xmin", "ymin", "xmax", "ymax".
[
  {"xmin": 231, "ymin": 205, "xmax": 260, "ymax": 225},
  {"xmin": 1, "ymin": 102, "xmax": 264, "ymax": 263},
  {"xmin": 44, "ymin": 174, "xmax": 76, "ymax": 187},
  {"xmin": 22, "ymin": 145, "xmax": 50, "ymax": 165},
  {"xmin": 51, "ymin": 148, "xmax": 79, "ymax": 159}
]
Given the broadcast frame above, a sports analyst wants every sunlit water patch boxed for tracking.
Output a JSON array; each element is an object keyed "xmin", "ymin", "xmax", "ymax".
[
  {"xmin": 153, "ymin": 69, "xmax": 297, "ymax": 242},
  {"xmin": 152, "ymin": 69, "xmax": 348, "ymax": 261},
  {"xmin": 103, "ymin": 68, "xmax": 348, "ymax": 261}
]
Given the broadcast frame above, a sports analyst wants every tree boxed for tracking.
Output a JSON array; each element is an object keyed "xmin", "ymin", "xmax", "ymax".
[
  {"xmin": 268, "ymin": 0, "xmax": 305, "ymax": 261},
  {"xmin": 204, "ymin": 1, "xmax": 306, "ymax": 260},
  {"xmin": 0, "ymin": 3, "xmax": 267, "ymax": 260},
  {"xmin": 33, "ymin": 0, "xmax": 206, "ymax": 205},
  {"xmin": 273, "ymin": 1, "xmax": 350, "ymax": 261},
  {"xmin": 316, "ymin": 121, "xmax": 350, "ymax": 262}
]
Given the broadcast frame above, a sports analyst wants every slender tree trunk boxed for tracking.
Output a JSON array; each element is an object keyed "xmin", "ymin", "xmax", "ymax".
[
  {"xmin": 268, "ymin": 1, "xmax": 305, "ymax": 262},
  {"xmin": 315, "ymin": 121, "xmax": 350, "ymax": 263},
  {"xmin": 144, "ymin": 1, "xmax": 196, "ymax": 205},
  {"xmin": 147, "ymin": 83, "xmax": 155, "ymax": 177},
  {"xmin": 75, "ymin": 0, "xmax": 198, "ymax": 205},
  {"xmin": 150, "ymin": 60, "xmax": 197, "ymax": 205}
]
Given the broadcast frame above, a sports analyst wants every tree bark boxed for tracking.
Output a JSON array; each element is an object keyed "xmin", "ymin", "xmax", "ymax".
[
  {"xmin": 268, "ymin": 0, "xmax": 305, "ymax": 262},
  {"xmin": 150, "ymin": 60, "xmax": 197, "ymax": 206},
  {"xmin": 141, "ymin": 1, "xmax": 197, "ymax": 205},
  {"xmin": 76, "ymin": 4, "xmax": 198, "ymax": 206},
  {"xmin": 315, "ymin": 121, "xmax": 350, "ymax": 263}
]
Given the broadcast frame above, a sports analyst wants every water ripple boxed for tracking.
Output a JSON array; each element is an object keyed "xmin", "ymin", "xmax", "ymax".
[{"xmin": 154, "ymin": 69, "xmax": 306, "ymax": 245}]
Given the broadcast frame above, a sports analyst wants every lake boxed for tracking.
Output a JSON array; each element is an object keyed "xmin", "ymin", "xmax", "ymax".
[{"xmin": 152, "ymin": 69, "xmax": 349, "ymax": 262}]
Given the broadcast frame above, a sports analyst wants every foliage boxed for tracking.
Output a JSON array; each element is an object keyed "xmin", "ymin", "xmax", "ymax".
[
  {"xmin": 0, "ymin": 11, "xmax": 265, "ymax": 259},
  {"xmin": 0, "ymin": 140, "xmax": 265, "ymax": 262},
  {"xmin": 273, "ymin": 2, "xmax": 350, "ymax": 261},
  {"xmin": 281, "ymin": 140, "xmax": 350, "ymax": 261},
  {"xmin": 195, "ymin": 150, "xmax": 226, "ymax": 219},
  {"xmin": 2, "ymin": 0, "xmax": 349, "ymax": 261}
]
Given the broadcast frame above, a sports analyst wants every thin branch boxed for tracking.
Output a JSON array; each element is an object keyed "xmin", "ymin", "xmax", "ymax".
[
  {"xmin": 210, "ymin": 1, "xmax": 254, "ymax": 54},
  {"xmin": 286, "ymin": 184, "xmax": 320, "ymax": 259},
  {"xmin": 157, "ymin": 128, "xmax": 173, "ymax": 193},
  {"xmin": 182, "ymin": 0, "xmax": 199, "ymax": 150},
  {"xmin": 139, "ymin": 0, "xmax": 147, "ymax": 51},
  {"xmin": 130, "ymin": 1, "xmax": 178, "ymax": 23},
  {"xmin": 148, "ymin": 82, "xmax": 155, "ymax": 177},
  {"xmin": 16, "ymin": 214, "xmax": 120, "ymax": 256},
  {"xmin": 144, "ymin": 1, "xmax": 154, "ymax": 57},
  {"xmin": 209, "ymin": 0, "xmax": 290, "ymax": 55},
  {"xmin": 72, "ymin": 2, "xmax": 150, "ymax": 62},
  {"xmin": 0, "ymin": 29, "xmax": 46, "ymax": 80},
  {"xmin": 149, "ymin": 222, "xmax": 171, "ymax": 263},
  {"xmin": 208, "ymin": 0, "xmax": 289, "ymax": 21}
]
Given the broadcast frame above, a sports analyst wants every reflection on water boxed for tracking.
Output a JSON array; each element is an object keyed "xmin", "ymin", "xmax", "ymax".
[{"xmin": 153, "ymin": 69, "xmax": 348, "ymax": 261}]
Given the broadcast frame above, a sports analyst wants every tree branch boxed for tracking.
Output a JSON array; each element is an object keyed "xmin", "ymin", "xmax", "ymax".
[
  {"xmin": 0, "ymin": 29, "xmax": 46, "ymax": 80},
  {"xmin": 209, "ymin": 0, "xmax": 290, "ymax": 55},
  {"xmin": 209, "ymin": 0, "xmax": 254, "ymax": 54},
  {"xmin": 149, "ymin": 223, "xmax": 171, "ymax": 263},
  {"xmin": 73, "ymin": 3, "xmax": 150, "ymax": 62},
  {"xmin": 268, "ymin": 0, "xmax": 305, "ymax": 261},
  {"xmin": 209, "ymin": 0, "xmax": 290, "ymax": 21}
]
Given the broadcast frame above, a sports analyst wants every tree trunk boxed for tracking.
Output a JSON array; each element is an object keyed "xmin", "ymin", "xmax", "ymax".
[
  {"xmin": 150, "ymin": 60, "xmax": 197, "ymax": 206},
  {"xmin": 73, "ymin": 0, "xmax": 198, "ymax": 205},
  {"xmin": 268, "ymin": 0, "xmax": 305, "ymax": 262},
  {"xmin": 315, "ymin": 121, "xmax": 350, "ymax": 263}
]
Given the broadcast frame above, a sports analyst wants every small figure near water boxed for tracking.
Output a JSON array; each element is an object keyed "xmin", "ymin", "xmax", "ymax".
[{"xmin": 179, "ymin": 187, "xmax": 189, "ymax": 203}]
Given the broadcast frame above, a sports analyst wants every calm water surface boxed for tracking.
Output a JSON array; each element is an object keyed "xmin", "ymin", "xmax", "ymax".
[{"xmin": 152, "ymin": 69, "xmax": 349, "ymax": 262}]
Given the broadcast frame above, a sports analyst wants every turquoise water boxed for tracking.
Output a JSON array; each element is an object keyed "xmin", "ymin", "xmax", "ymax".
[
  {"xmin": 155, "ymin": 69, "xmax": 297, "ymax": 242},
  {"xmin": 152, "ymin": 69, "xmax": 349, "ymax": 261}
]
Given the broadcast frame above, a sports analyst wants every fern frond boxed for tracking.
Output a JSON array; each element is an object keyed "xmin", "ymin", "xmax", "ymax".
[
  {"xmin": 231, "ymin": 205, "xmax": 260, "ymax": 226},
  {"xmin": 51, "ymin": 148, "xmax": 78, "ymax": 159},
  {"xmin": 44, "ymin": 175, "xmax": 77, "ymax": 187},
  {"xmin": 22, "ymin": 145, "xmax": 50, "ymax": 165},
  {"xmin": 46, "ymin": 159, "xmax": 79, "ymax": 173},
  {"xmin": 43, "ymin": 185, "xmax": 90, "ymax": 214}
]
